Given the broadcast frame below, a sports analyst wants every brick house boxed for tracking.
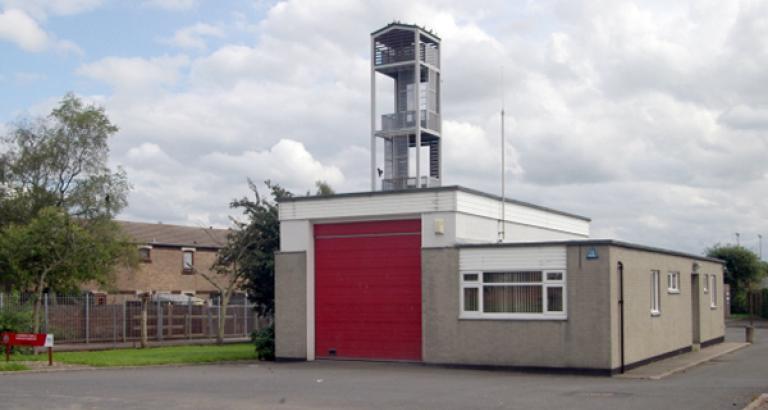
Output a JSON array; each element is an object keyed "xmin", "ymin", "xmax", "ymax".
[{"xmin": 89, "ymin": 221, "xmax": 240, "ymax": 303}]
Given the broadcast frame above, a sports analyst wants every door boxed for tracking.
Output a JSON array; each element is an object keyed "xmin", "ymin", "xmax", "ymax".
[
  {"xmin": 691, "ymin": 274, "xmax": 700, "ymax": 344},
  {"xmin": 315, "ymin": 220, "xmax": 422, "ymax": 361}
]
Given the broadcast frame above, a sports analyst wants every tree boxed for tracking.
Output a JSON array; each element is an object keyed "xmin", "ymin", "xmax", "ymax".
[
  {"xmin": 0, "ymin": 93, "xmax": 129, "ymax": 228},
  {"xmin": 706, "ymin": 244, "xmax": 766, "ymax": 312},
  {"xmin": 314, "ymin": 180, "xmax": 335, "ymax": 196},
  {"xmin": 225, "ymin": 180, "xmax": 291, "ymax": 319},
  {"xmin": 0, "ymin": 93, "xmax": 133, "ymax": 318},
  {"xmin": 0, "ymin": 208, "xmax": 135, "ymax": 332}
]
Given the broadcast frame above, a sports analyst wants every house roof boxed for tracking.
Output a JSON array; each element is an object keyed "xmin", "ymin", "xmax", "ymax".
[
  {"xmin": 371, "ymin": 22, "xmax": 441, "ymax": 40},
  {"xmin": 116, "ymin": 220, "xmax": 230, "ymax": 249}
]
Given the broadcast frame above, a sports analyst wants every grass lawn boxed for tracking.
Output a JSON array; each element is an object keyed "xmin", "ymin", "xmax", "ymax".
[
  {"xmin": 12, "ymin": 343, "xmax": 257, "ymax": 367},
  {"xmin": 0, "ymin": 362, "xmax": 29, "ymax": 371}
]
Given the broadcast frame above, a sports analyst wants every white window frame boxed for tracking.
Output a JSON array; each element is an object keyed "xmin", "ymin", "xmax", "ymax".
[
  {"xmin": 651, "ymin": 270, "xmax": 661, "ymax": 316},
  {"xmin": 459, "ymin": 270, "xmax": 567, "ymax": 320},
  {"xmin": 703, "ymin": 273, "xmax": 709, "ymax": 293},
  {"xmin": 710, "ymin": 274, "xmax": 718, "ymax": 308},
  {"xmin": 667, "ymin": 271, "xmax": 680, "ymax": 294},
  {"xmin": 181, "ymin": 247, "xmax": 196, "ymax": 272}
]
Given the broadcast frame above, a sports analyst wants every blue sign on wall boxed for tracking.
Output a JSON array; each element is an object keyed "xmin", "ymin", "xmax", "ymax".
[{"xmin": 586, "ymin": 247, "xmax": 599, "ymax": 260}]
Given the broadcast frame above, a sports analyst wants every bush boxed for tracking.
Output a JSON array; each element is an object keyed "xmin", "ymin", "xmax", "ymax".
[
  {"xmin": 0, "ymin": 308, "xmax": 33, "ymax": 333},
  {"xmin": 252, "ymin": 324, "xmax": 274, "ymax": 361}
]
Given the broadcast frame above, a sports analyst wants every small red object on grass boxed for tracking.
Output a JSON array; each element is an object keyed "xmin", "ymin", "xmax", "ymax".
[{"xmin": 2, "ymin": 332, "xmax": 54, "ymax": 366}]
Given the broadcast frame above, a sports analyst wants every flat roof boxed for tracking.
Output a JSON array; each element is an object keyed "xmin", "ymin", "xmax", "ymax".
[
  {"xmin": 371, "ymin": 22, "xmax": 441, "ymax": 40},
  {"xmin": 278, "ymin": 185, "xmax": 591, "ymax": 222},
  {"xmin": 458, "ymin": 239, "xmax": 724, "ymax": 264}
]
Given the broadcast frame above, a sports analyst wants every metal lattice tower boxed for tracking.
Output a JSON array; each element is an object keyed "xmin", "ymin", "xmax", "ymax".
[{"xmin": 370, "ymin": 23, "xmax": 441, "ymax": 191}]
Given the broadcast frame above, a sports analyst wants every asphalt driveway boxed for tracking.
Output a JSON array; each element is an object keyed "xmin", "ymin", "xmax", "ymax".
[{"xmin": 0, "ymin": 327, "xmax": 765, "ymax": 410}]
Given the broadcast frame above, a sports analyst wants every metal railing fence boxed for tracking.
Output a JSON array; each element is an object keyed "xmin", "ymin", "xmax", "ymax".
[{"xmin": 0, "ymin": 293, "xmax": 265, "ymax": 344}]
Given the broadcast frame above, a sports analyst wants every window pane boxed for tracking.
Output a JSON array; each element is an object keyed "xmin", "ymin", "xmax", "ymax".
[
  {"xmin": 547, "ymin": 287, "xmax": 563, "ymax": 312},
  {"xmin": 484, "ymin": 271, "xmax": 542, "ymax": 283},
  {"xmin": 463, "ymin": 288, "xmax": 479, "ymax": 311},
  {"xmin": 463, "ymin": 273, "xmax": 479, "ymax": 282},
  {"xmin": 483, "ymin": 285, "xmax": 542, "ymax": 313},
  {"xmin": 183, "ymin": 252, "xmax": 193, "ymax": 270},
  {"xmin": 546, "ymin": 272, "xmax": 563, "ymax": 281}
]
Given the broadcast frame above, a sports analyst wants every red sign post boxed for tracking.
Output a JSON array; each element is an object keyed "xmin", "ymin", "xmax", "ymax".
[{"xmin": 1, "ymin": 332, "xmax": 54, "ymax": 366}]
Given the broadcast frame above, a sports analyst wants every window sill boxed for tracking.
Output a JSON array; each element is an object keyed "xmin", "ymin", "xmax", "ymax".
[
  {"xmin": 710, "ymin": 305, "xmax": 718, "ymax": 309},
  {"xmin": 667, "ymin": 289, "xmax": 680, "ymax": 294},
  {"xmin": 651, "ymin": 311, "xmax": 661, "ymax": 317},
  {"xmin": 459, "ymin": 313, "xmax": 567, "ymax": 321}
]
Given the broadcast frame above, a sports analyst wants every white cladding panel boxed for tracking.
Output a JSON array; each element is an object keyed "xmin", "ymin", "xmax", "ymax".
[
  {"xmin": 280, "ymin": 220, "xmax": 311, "ymax": 252},
  {"xmin": 455, "ymin": 214, "xmax": 587, "ymax": 244},
  {"xmin": 279, "ymin": 191, "xmax": 456, "ymax": 221},
  {"xmin": 456, "ymin": 191, "xmax": 589, "ymax": 236},
  {"xmin": 459, "ymin": 246, "xmax": 567, "ymax": 271}
]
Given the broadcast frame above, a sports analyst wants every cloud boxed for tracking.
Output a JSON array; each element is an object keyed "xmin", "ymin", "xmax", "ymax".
[
  {"xmin": 0, "ymin": 8, "xmax": 83, "ymax": 54},
  {"xmin": 77, "ymin": 55, "xmax": 190, "ymax": 92},
  {"xmin": 142, "ymin": 0, "xmax": 197, "ymax": 11},
  {"xmin": 161, "ymin": 23, "xmax": 224, "ymax": 50},
  {"xmin": 1, "ymin": 0, "xmax": 102, "ymax": 19},
  {"xmin": 0, "ymin": 9, "xmax": 48, "ymax": 52}
]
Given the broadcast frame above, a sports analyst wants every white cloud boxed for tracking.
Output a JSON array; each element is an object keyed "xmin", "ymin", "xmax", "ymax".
[
  {"xmin": 77, "ymin": 55, "xmax": 190, "ymax": 92},
  {"xmin": 1, "ymin": 0, "xmax": 102, "ymax": 19},
  {"xmin": 0, "ymin": 9, "xmax": 48, "ymax": 52},
  {"xmin": 202, "ymin": 139, "xmax": 345, "ymax": 193},
  {"xmin": 161, "ymin": 23, "xmax": 224, "ymax": 50},
  {"xmin": 142, "ymin": 0, "xmax": 197, "ymax": 11},
  {"xmin": 0, "ymin": 8, "xmax": 82, "ymax": 54}
]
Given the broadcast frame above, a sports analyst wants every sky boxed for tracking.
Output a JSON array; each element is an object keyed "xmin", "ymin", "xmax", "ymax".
[{"xmin": 1, "ymin": 0, "xmax": 766, "ymax": 257}]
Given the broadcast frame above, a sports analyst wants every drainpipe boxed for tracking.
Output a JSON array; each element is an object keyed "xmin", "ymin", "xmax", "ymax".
[{"xmin": 618, "ymin": 261, "xmax": 625, "ymax": 374}]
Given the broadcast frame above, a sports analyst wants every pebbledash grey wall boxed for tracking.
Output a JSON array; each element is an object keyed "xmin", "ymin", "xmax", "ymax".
[
  {"xmin": 421, "ymin": 247, "xmax": 614, "ymax": 371},
  {"xmin": 275, "ymin": 251, "xmax": 307, "ymax": 360},
  {"xmin": 607, "ymin": 246, "xmax": 725, "ymax": 369}
]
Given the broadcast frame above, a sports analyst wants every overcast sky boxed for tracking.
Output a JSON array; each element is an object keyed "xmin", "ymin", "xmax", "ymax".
[{"xmin": 1, "ymin": 0, "xmax": 766, "ymax": 256}]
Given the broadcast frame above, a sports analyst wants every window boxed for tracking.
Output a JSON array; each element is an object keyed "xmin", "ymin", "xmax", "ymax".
[
  {"xmin": 710, "ymin": 274, "xmax": 718, "ymax": 308},
  {"xmin": 138, "ymin": 246, "xmax": 151, "ymax": 263},
  {"xmin": 182, "ymin": 250, "xmax": 194, "ymax": 273},
  {"xmin": 460, "ymin": 270, "xmax": 566, "ymax": 319},
  {"xmin": 667, "ymin": 271, "xmax": 680, "ymax": 293},
  {"xmin": 703, "ymin": 273, "xmax": 709, "ymax": 293},
  {"xmin": 651, "ymin": 270, "xmax": 661, "ymax": 316}
]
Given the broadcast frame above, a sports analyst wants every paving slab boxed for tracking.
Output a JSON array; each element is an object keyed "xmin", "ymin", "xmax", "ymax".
[{"xmin": 617, "ymin": 342, "xmax": 749, "ymax": 380}]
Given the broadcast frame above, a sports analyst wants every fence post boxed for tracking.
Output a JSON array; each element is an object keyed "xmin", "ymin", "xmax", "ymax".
[
  {"xmin": 122, "ymin": 301, "xmax": 127, "ymax": 343},
  {"xmin": 187, "ymin": 296, "xmax": 192, "ymax": 340},
  {"xmin": 44, "ymin": 293, "xmax": 49, "ymax": 333},
  {"xmin": 243, "ymin": 301, "xmax": 248, "ymax": 337},
  {"xmin": 207, "ymin": 307, "xmax": 213, "ymax": 339},
  {"xmin": 112, "ymin": 305, "xmax": 117, "ymax": 346},
  {"xmin": 85, "ymin": 293, "xmax": 90, "ymax": 344},
  {"xmin": 157, "ymin": 299, "xmax": 163, "ymax": 342}
]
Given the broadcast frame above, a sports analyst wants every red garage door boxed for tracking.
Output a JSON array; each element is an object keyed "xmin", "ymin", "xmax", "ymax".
[{"xmin": 315, "ymin": 220, "xmax": 422, "ymax": 361}]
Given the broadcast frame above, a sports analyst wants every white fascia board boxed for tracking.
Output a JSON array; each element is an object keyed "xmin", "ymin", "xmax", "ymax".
[
  {"xmin": 455, "ymin": 191, "xmax": 589, "ymax": 237},
  {"xmin": 279, "ymin": 190, "xmax": 457, "ymax": 221}
]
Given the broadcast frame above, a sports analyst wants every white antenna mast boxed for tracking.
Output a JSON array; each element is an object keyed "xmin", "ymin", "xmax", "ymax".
[{"xmin": 498, "ymin": 66, "xmax": 506, "ymax": 243}]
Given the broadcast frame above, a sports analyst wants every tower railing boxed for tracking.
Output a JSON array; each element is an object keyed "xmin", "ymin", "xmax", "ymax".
[{"xmin": 379, "ymin": 110, "xmax": 440, "ymax": 133}]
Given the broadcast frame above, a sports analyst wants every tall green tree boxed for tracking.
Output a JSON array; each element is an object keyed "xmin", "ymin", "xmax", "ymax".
[
  {"xmin": 0, "ymin": 208, "xmax": 135, "ymax": 332},
  {"xmin": 0, "ymin": 93, "xmax": 129, "ymax": 227},
  {"xmin": 218, "ymin": 179, "xmax": 292, "ymax": 319},
  {"xmin": 0, "ymin": 93, "xmax": 133, "ymax": 303},
  {"xmin": 706, "ymin": 244, "xmax": 766, "ymax": 312}
]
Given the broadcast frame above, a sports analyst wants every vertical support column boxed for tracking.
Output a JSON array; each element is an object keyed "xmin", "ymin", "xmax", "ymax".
[
  {"xmin": 122, "ymin": 301, "xmax": 127, "ymax": 343},
  {"xmin": 85, "ymin": 293, "xmax": 90, "ymax": 344},
  {"xmin": 413, "ymin": 29, "xmax": 421, "ymax": 187},
  {"xmin": 370, "ymin": 35, "xmax": 377, "ymax": 191},
  {"xmin": 43, "ymin": 293, "xmax": 49, "ymax": 333},
  {"xmin": 157, "ymin": 299, "xmax": 163, "ymax": 341},
  {"xmin": 243, "ymin": 300, "xmax": 248, "ymax": 337}
]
